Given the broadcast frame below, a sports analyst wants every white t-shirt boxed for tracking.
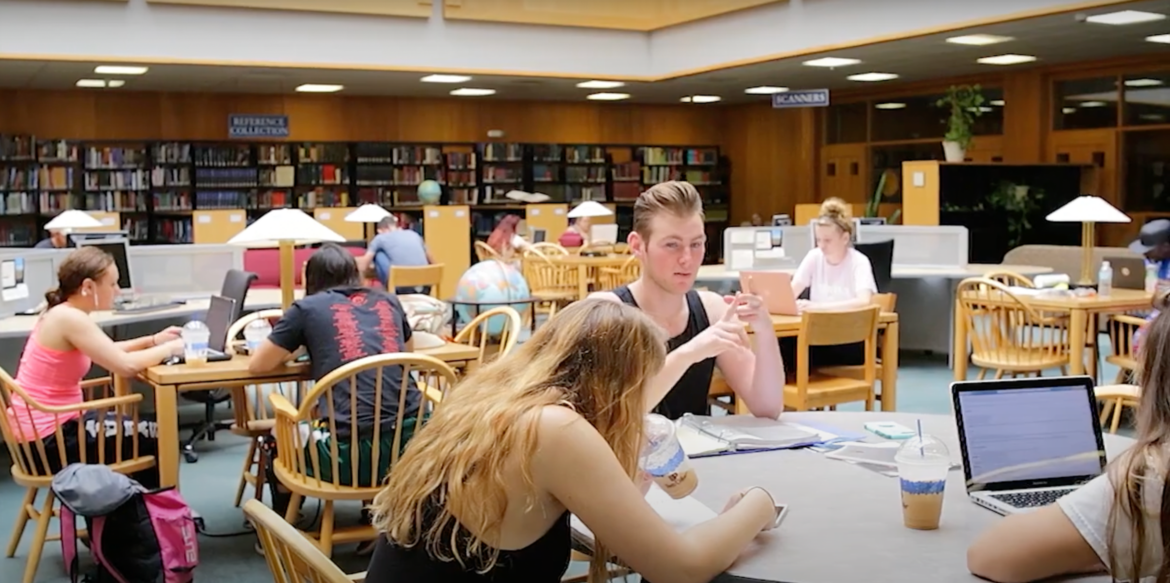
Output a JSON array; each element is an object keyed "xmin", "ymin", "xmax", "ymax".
[
  {"xmin": 1058, "ymin": 454, "xmax": 1165, "ymax": 582},
  {"xmin": 792, "ymin": 248, "xmax": 877, "ymax": 303}
]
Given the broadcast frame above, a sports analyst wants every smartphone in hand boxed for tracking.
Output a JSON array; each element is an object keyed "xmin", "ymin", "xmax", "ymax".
[{"xmin": 772, "ymin": 504, "xmax": 790, "ymax": 529}]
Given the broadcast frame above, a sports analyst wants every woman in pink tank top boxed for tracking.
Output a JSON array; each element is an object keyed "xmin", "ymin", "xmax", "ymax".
[{"xmin": 6, "ymin": 247, "xmax": 185, "ymax": 488}]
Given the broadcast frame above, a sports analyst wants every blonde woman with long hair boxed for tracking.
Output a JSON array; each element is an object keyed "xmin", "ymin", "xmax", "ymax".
[
  {"xmin": 365, "ymin": 300, "xmax": 778, "ymax": 583},
  {"xmin": 967, "ymin": 293, "xmax": 1170, "ymax": 582}
]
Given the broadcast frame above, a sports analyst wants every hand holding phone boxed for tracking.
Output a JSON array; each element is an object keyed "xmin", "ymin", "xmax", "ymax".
[{"xmin": 772, "ymin": 504, "xmax": 789, "ymax": 530}]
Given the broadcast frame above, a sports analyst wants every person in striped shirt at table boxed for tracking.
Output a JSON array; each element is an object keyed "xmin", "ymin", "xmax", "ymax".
[{"xmin": 1128, "ymin": 219, "xmax": 1170, "ymax": 352}]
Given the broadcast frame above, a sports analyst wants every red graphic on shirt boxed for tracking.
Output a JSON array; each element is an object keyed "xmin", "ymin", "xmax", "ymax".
[
  {"xmin": 330, "ymin": 302, "xmax": 366, "ymax": 362},
  {"xmin": 373, "ymin": 299, "xmax": 403, "ymax": 354}
]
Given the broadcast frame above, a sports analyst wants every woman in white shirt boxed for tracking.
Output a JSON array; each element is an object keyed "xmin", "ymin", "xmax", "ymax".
[
  {"xmin": 967, "ymin": 299, "xmax": 1170, "ymax": 583},
  {"xmin": 778, "ymin": 198, "xmax": 877, "ymax": 372}
]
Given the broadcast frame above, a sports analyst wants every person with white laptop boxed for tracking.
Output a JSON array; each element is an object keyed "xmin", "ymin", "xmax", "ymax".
[{"xmin": 967, "ymin": 310, "xmax": 1170, "ymax": 583}]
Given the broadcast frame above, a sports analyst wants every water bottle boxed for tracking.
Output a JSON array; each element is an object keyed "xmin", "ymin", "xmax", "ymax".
[
  {"xmin": 244, "ymin": 319, "xmax": 273, "ymax": 353},
  {"xmin": 181, "ymin": 320, "xmax": 210, "ymax": 366},
  {"xmin": 1098, "ymin": 260, "xmax": 1113, "ymax": 297},
  {"xmin": 640, "ymin": 414, "xmax": 698, "ymax": 499},
  {"xmin": 1147, "ymin": 262, "xmax": 1159, "ymax": 294}
]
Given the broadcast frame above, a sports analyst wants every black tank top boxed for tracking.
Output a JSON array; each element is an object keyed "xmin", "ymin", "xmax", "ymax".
[
  {"xmin": 364, "ymin": 511, "xmax": 571, "ymax": 582},
  {"xmin": 614, "ymin": 286, "xmax": 716, "ymax": 420}
]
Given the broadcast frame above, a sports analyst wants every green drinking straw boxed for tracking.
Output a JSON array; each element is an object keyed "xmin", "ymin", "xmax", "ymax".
[{"xmin": 917, "ymin": 419, "xmax": 924, "ymax": 457}]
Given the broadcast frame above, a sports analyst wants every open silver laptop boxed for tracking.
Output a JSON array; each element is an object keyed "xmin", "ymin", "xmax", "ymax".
[
  {"xmin": 1105, "ymin": 256, "xmax": 1147, "ymax": 290},
  {"xmin": 952, "ymin": 376, "xmax": 1106, "ymax": 515}
]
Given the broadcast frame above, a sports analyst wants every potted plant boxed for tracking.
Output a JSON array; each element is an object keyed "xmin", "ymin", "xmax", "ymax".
[
  {"xmin": 864, "ymin": 169, "xmax": 901, "ymax": 224},
  {"xmin": 935, "ymin": 85, "xmax": 986, "ymax": 162}
]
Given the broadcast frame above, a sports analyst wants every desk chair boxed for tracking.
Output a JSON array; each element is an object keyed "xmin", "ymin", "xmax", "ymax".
[
  {"xmin": 1096, "ymin": 384, "xmax": 1141, "ymax": 434},
  {"xmin": 181, "ymin": 269, "xmax": 257, "ymax": 463},
  {"xmin": 854, "ymin": 239, "xmax": 894, "ymax": 293},
  {"xmin": 819, "ymin": 293, "xmax": 897, "ymax": 405},
  {"xmin": 955, "ymin": 278, "xmax": 1071, "ymax": 379},
  {"xmin": 388, "ymin": 263, "xmax": 443, "ymax": 297},
  {"xmin": 783, "ymin": 306, "xmax": 881, "ymax": 411},
  {"xmin": 270, "ymin": 353, "xmax": 458, "ymax": 557},
  {"xmin": 1106, "ymin": 314, "xmax": 1144, "ymax": 384},
  {"xmin": 453, "ymin": 306, "xmax": 523, "ymax": 374},
  {"xmin": 0, "ymin": 372, "xmax": 156, "ymax": 583},
  {"xmin": 244, "ymin": 500, "xmax": 365, "ymax": 583}
]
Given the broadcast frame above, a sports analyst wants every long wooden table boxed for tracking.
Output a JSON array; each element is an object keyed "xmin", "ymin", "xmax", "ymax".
[
  {"xmin": 953, "ymin": 288, "xmax": 1152, "ymax": 380},
  {"xmin": 124, "ymin": 342, "xmax": 481, "ymax": 489}
]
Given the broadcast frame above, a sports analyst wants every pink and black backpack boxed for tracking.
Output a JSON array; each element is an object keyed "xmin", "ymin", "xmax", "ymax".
[{"xmin": 52, "ymin": 464, "xmax": 200, "ymax": 583}]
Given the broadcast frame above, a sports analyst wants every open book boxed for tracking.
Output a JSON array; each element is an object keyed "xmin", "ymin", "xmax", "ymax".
[
  {"xmin": 675, "ymin": 414, "xmax": 822, "ymax": 457},
  {"xmin": 570, "ymin": 483, "xmax": 716, "ymax": 548}
]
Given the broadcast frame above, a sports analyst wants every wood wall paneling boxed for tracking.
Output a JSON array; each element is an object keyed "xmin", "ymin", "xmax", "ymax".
[
  {"xmin": 1047, "ymin": 128, "xmax": 1124, "ymax": 245},
  {"xmin": 720, "ymin": 104, "xmax": 815, "ymax": 224},
  {"xmin": 145, "ymin": 0, "xmax": 432, "ymax": 18},
  {"xmin": 819, "ymin": 143, "xmax": 867, "ymax": 205},
  {"xmin": 0, "ymin": 90, "xmax": 722, "ymax": 146},
  {"xmin": 1001, "ymin": 71, "xmax": 1045, "ymax": 163}
]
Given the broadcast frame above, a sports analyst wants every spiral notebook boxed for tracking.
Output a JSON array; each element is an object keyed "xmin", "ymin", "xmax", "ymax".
[{"xmin": 675, "ymin": 414, "xmax": 823, "ymax": 457}]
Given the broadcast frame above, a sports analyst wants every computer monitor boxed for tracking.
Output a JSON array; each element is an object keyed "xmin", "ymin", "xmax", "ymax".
[
  {"xmin": 771, "ymin": 214, "xmax": 792, "ymax": 227},
  {"xmin": 858, "ymin": 217, "xmax": 886, "ymax": 226},
  {"xmin": 76, "ymin": 238, "xmax": 133, "ymax": 292},
  {"xmin": 69, "ymin": 230, "xmax": 129, "ymax": 244},
  {"xmin": 530, "ymin": 228, "xmax": 547, "ymax": 244}
]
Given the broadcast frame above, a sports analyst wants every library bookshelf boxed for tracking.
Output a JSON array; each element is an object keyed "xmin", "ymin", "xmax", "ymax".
[{"xmin": 0, "ymin": 135, "xmax": 729, "ymax": 261}]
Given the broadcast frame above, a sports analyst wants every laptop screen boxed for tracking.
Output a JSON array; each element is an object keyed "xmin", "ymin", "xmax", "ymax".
[
  {"xmin": 955, "ymin": 382, "xmax": 1105, "ymax": 489},
  {"xmin": 205, "ymin": 295, "xmax": 237, "ymax": 352}
]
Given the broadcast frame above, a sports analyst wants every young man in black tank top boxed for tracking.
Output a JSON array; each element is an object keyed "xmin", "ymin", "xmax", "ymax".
[{"xmin": 591, "ymin": 181, "xmax": 786, "ymax": 420}]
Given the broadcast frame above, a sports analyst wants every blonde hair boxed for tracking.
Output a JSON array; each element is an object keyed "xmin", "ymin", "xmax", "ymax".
[
  {"xmin": 633, "ymin": 181, "xmax": 704, "ymax": 240},
  {"xmin": 371, "ymin": 299, "xmax": 667, "ymax": 582},
  {"xmin": 815, "ymin": 197, "xmax": 855, "ymax": 238}
]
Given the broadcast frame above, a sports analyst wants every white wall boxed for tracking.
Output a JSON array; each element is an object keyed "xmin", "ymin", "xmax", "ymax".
[{"xmin": 0, "ymin": 0, "xmax": 1116, "ymax": 77}]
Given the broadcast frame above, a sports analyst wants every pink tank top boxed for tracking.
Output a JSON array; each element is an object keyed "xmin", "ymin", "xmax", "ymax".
[{"xmin": 6, "ymin": 325, "xmax": 92, "ymax": 442}]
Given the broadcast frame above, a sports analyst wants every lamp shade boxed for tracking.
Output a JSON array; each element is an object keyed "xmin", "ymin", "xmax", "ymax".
[
  {"xmin": 1046, "ymin": 196, "xmax": 1131, "ymax": 224},
  {"xmin": 345, "ymin": 204, "xmax": 392, "ymax": 223},
  {"xmin": 228, "ymin": 208, "xmax": 346, "ymax": 246},
  {"xmin": 44, "ymin": 210, "xmax": 103, "ymax": 231},
  {"xmin": 568, "ymin": 200, "xmax": 614, "ymax": 219}
]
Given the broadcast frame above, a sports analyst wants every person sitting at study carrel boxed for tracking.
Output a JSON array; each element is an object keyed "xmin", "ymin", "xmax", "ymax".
[
  {"xmin": 33, "ymin": 226, "xmax": 72, "ymax": 249},
  {"xmin": 966, "ymin": 296, "xmax": 1170, "ymax": 583},
  {"xmin": 356, "ymin": 215, "xmax": 434, "ymax": 294},
  {"xmin": 365, "ymin": 300, "xmax": 780, "ymax": 583},
  {"xmin": 779, "ymin": 197, "xmax": 878, "ymax": 370},
  {"xmin": 4, "ymin": 246, "xmax": 184, "ymax": 488},
  {"xmin": 485, "ymin": 214, "xmax": 530, "ymax": 259},
  {"xmin": 249, "ymin": 243, "xmax": 419, "ymax": 485},
  {"xmin": 590, "ymin": 181, "xmax": 786, "ymax": 421}
]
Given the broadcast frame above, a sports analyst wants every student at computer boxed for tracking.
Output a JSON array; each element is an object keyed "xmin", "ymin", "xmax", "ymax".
[
  {"xmin": 782, "ymin": 198, "xmax": 877, "ymax": 369},
  {"xmin": 249, "ymin": 244, "xmax": 417, "ymax": 516},
  {"xmin": 33, "ymin": 226, "xmax": 72, "ymax": 249},
  {"xmin": 558, "ymin": 216, "xmax": 591, "ymax": 248},
  {"xmin": 356, "ymin": 215, "xmax": 434, "ymax": 294},
  {"xmin": 589, "ymin": 181, "xmax": 785, "ymax": 421},
  {"xmin": 966, "ymin": 299, "xmax": 1170, "ymax": 583},
  {"xmin": 3, "ymin": 246, "xmax": 184, "ymax": 488},
  {"xmin": 485, "ymin": 214, "xmax": 531, "ymax": 260},
  {"xmin": 365, "ymin": 300, "xmax": 779, "ymax": 583}
]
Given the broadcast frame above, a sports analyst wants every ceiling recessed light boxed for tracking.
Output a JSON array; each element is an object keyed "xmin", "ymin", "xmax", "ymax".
[
  {"xmin": 874, "ymin": 102, "xmax": 906, "ymax": 110},
  {"xmin": 680, "ymin": 95, "xmax": 721, "ymax": 103},
  {"xmin": 421, "ymin": 74, "xmax": 472, "ymax": 83},
  {"xmin": 847, "ymin": 72, "xmax": 899, "ymax": 82},
  {"xmin": 1080, "ymin": 101, "xmax": 1108, "ymax": 108},
  {"xmin": 1084, "ymin": 10, "xmax": 1166, "ymax": 25},
  {"xmin": 450, "ymin": 88, "xmax": 496, "ymax": 96},
  {"xmin": 94, "ymin": 65, "xmax": 148, "ymax": 75},
  {"xmin": 946, "ymin": 34, "xmax": 1014, "ymax": 45},
  {"xmin": 586, "ymin": 92, "xmax": 630, "ymax": 101},
  {"xmin": 295, "ymin": 84, "xmax": 344, "ymax": 93},
  {"xmin": 989, "ymin": 99, "xmax": 1006, "ymax": 106},
  {"xmin": 744, "ymin": 86, "xmax": 789, "ymax": 94},
  {"xmin": 1063, "ymin": 107, "xmax": 1077, "ymax": 114},
  {"xmin": 802, "ymin": 57, "xmax": 861, "ymax": 68},
  {"xmin": 76, "ymin": 79, "xmax": 123, "ymax": 88},
  {"xmin": 577, "ymin": 80, "xmax": 625, "ymax": 89},
  {"xmin": 976, "ymin": 54, "xmax": 1037, "ymax": 65},
  {"xmin": 1126, "ymin": 78, "xmax": 1164, "ymax": 87},
  {"xmin": 1148, "ymin": 34, "xmax": 1170, "ymax": 43}
]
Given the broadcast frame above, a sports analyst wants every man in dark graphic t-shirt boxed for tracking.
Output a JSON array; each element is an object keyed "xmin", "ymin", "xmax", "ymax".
[{"xmin": 262, "ymin": 287, "xmax": 418, "ymax": 435}]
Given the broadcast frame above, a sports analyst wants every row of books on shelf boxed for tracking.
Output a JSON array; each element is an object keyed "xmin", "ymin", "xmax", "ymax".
[{"xmin": 0, "ymin": 192, "xmax": 146, "ymax": 215}]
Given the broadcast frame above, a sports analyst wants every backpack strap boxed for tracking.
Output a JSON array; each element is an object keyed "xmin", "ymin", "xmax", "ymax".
[
  {"xmin": 89, "ymin": 516, "xmax": 132, "ymax": 583},
  {"xmin": 58, "ymin": 504, "xmax": 81, "ymax": 583}
]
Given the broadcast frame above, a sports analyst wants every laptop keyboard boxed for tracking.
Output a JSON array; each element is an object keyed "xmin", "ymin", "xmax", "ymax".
[{"xmin": 989, "ymin": 489, "xmax": 1074, "ymax": 508}]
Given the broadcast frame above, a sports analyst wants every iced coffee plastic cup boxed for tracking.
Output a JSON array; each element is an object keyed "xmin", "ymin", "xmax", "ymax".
[
  {"xmin": 641, "ymin": 414, "xmax": 699, "ymax": 499},
  {"xmin": 895, "ymin": 434, "xmax": 950, "ymax": 530}
]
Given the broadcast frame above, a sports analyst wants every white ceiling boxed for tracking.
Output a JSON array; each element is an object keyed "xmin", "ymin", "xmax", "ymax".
[{"xmin": 0, "ymin": 0, "xmax": 1168, "ymax": 104}]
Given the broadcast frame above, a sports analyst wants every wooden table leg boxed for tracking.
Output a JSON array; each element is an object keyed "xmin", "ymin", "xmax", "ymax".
[
  {"xmin": 1067, "ymin": 308, "xmax": 1088, "ymax": 376},
  {"xmin": 155, "ymin": 384, "xmax": 181, "ymax": 489},
  {"xmin": 953, "ymin": 297, "xmax": 968, "ymax": 381},
  {"xmin": 881, "ymin": 322, "xmax": 899, "ymax": 412}
]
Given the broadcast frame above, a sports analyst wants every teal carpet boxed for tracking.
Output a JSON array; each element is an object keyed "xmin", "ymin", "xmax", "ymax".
[{"xmin": 0, "ymin": 351, "xmax": 1130, "ymax": 582}]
